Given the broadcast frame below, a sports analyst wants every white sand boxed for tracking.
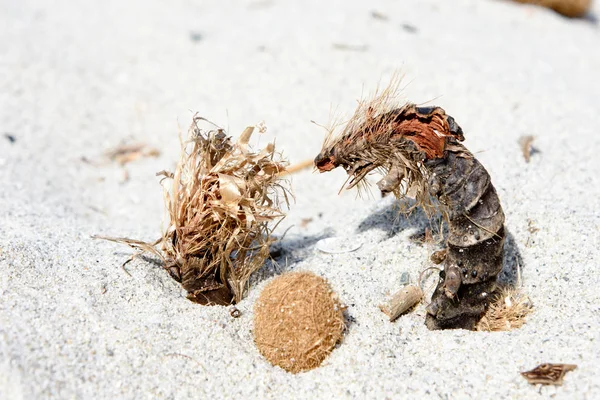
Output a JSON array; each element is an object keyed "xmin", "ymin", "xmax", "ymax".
[{"xmin": 1, "ymin": 0, "xmax": 600, "ymax": 398}]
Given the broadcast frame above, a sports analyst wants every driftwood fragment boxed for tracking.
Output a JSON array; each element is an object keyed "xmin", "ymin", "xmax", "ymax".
[{"xmin": 379, "ymin": 285, "xmax": 423, "ymax": 321}]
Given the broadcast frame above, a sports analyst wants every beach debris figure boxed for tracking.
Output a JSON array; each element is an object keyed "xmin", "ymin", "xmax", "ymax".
[
  {"xmin": 314, "ymin": 78, "xmax": 506, "ymax": 330},
  {"xmin": 96, "ymin": 116, "xmax": 290, "ymax": 305}
]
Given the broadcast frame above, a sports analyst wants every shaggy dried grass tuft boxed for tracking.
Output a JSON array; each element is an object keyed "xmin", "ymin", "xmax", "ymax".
[
  {"xmin": 318, "ymin": 73, "xmax": 458, "ymax": 216},
  {"xmin": 477, "ymin": 286, "xmax": 533, "ymax": 331},
  {"xmin": 321, "ymin": 74, "xmax": 426, "ymax": 205},
  {"xmin": 253, "ymin": 271, "xmax": 345, "ymax": 373},
  {"xmin": 97, "ymin": 115, "xmax": 290, "ymax": 305},
  {"xmin": 513, "ymin": 0, "xmax": 591, "ymax": 17}
]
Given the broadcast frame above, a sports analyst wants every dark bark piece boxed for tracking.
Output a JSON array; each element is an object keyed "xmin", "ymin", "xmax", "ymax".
[
  {"xmin": 426, "ymin": 277, "xmax": 496, "ymax": 330},
  {"xmin": 180, "ymin": 255, "xmax": 234, "ymax": 305},
  {"xmin": 187, "ymin": 285, "xmax": 234, "ymax": 305},
  {"xmin": 425, "ymin": 142, "xmax": 505, "ymax": 328},
  {"xmin": 445, "ymin": 227, "xmax": 504, "ymax": 285}
]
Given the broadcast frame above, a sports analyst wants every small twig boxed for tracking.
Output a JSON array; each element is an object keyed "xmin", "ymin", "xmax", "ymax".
[
  {"xmin": 379, "ymin": 285, "xmax": 423, "ymax": 321},
  {"xmin": 279, "ymin": 159, "xmax": 314, "ymax": 176}
]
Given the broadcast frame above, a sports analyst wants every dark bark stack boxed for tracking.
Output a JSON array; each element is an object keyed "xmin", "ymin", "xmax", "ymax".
[{"xmin": 424, "ymin": 142, "xmax": 505, "ymax": 330}]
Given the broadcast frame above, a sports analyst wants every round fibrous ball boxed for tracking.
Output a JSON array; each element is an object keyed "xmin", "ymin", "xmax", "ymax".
[{"xmin": 253, "ymin": 271, "xmax": 345, "ymax": 373}]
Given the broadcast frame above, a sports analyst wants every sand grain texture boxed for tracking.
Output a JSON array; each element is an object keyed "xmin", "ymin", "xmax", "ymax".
[{"xmin": 1, "ymin": 0, "xmax": 599, "ymax": 398}]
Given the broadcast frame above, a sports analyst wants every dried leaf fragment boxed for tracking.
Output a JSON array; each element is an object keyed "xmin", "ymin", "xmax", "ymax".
[
  {"xmin": 300, "ymin": 218, "xmax": 313, "ymax": 228},
  {"xmin": 521, "ymin": 363, "xmax": 577, "ymax": 386}
]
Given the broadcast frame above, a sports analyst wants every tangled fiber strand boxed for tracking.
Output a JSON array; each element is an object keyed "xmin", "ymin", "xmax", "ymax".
[
  {"xmin": 96, "ymin": 115, "xmax": 290, "ymax": 305},
  {"xmin": 477, "ymin": 286, "xmax": 533, "ymax": 331},
  {"xmin": 253, "ymin": 272, "xmax": 346, "ymax": 373}
]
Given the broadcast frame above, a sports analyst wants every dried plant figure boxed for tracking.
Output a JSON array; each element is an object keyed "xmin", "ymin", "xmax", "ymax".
[
  {"xmin": 521, "ymin": 363, "xmax": 577, "ymax": 386},
  {"xmin": 314, "ymin": 79, "xmax": 505, "ymax": 330},
  {"xmin": 96, "ymin": 116, "xmax": 290, "ymax": 306}
]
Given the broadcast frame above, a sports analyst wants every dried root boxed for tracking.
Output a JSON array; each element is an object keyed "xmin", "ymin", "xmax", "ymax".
[
  {"xmin": 315, "ymin": 75, "xmax": 507, "ymax": 330},
  {"xmin": 96, "ymin": 115, "xmax": 290, "ymax": 305},
  {"xmin": 477, "ymin": 286, "xmax": 533, "ymax": 331}
]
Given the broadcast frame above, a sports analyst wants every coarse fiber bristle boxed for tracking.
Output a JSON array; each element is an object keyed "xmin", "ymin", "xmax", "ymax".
[
  {"xmin": 477, "ymin": 287, "xmax": 533, "ymax": 332},
  {"xmin": 322, "ymin": 72, "xmax": 407, "ymax": 152}
]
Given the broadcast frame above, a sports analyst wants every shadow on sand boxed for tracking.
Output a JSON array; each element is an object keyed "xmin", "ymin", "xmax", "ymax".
[{"xmin": 356, "ymin": 201, "xmax": 524, "ymax": 286}]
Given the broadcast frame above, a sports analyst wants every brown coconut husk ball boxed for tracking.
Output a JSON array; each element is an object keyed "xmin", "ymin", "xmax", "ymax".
[
  {"xmin": 513, "ymin": 0, "xmax": 591, "ymax": 18},
  {"xmin": 254, "ymin": 272, "xmax": 345, "ymax": 373}
]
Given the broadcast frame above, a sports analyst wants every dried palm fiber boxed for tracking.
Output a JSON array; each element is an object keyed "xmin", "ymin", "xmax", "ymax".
[
  {"xmin": 512, "ymin": 0, "xmax": 591, "ymax": 17},
  {"xmin": 95, "ymin": 115, "xmax": 290, "ymax": 305},
  {"xmin": 477, "ymin": 286, "xmax": 533, "ymax": 331},
  {"xmin": 254, "ymin": 271, "xmax": 345, "ymax": 373},
  {"xmin": 314, "ymin": 74, "xmax": 507, "ymax": 330}
]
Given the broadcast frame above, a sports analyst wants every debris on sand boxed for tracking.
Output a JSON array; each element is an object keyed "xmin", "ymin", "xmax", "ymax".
[{"xmin": 95, "ymin": 115, "xmax": 290, "ymax": 305}]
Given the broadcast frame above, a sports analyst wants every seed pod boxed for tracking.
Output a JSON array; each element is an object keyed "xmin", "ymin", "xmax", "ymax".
[{"xmin": 314, "ymin": 78, "xmax": 505, "ymax": 330}]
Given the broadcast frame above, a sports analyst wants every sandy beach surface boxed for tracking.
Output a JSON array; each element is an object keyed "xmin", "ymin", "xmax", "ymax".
[{"xmin": 1, "ymin": 0, "xmax": 600, "ymax": 398}]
